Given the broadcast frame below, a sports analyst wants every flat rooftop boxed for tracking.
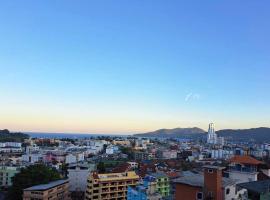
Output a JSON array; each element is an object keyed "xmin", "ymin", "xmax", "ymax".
[
  {"xmin": 238, "ymin": 179, "xmax": 270, "ymax": 194},
  {"xmin": 174, "ymin": 174, "xmax": 237, "ymax": 188},
  {"xmin": 149, "ymin": 172, "xmax": 168, "ymax": 178},
  {"xmin": 96, "ymin": 171, "xmax": 138, "ymax": 180},
  {"xmin": 203, "ymin": 165, "xmax": 226, "ymax": 170},
  {"xmin": 24, "ymin": 179, "xmax": 68, "ymax": 191}
]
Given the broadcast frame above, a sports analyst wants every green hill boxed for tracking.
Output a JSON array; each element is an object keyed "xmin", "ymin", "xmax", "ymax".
[
  {"xmin": 0, "ymin": 129, "xmax": 29, "ymax": 142},
  {"xmin": 135, "ymin": 127, "xmax": 270, "ymax": 142}
]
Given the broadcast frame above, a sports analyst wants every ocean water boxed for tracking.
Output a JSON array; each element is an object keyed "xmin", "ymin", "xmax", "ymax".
[{"xmin": 27, "ymin": 132, "xmax": 131, "ymax": 139}]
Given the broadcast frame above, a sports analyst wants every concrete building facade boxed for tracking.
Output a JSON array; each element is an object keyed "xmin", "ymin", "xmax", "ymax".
[
  {"xmin": 23, "ymin": 179, "xmax": 71, "ymax": 200},
  {"xmin": 85, "ymin": 171, "xmax": 139, "ymax": 200}
]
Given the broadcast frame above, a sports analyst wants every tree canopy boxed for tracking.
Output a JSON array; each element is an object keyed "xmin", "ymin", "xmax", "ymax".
[
  {"xmin": 0, "ymin": 129, "xmax": 29, "ymax": 142},
  {"xmin": 97, "ymin": 162, "xmax": 106, "ymax": 173},
  {"xmin": 8, "ymin": 164, "xmax": 61, "ymax": 200}
]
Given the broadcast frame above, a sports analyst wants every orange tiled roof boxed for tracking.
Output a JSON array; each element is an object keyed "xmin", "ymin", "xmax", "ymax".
[
  {"xmin": 230, "ymin": 155, "xmax": 263, "ymax": 165},
  {"xmin": 165, "ymin": 171, "xmax": 180, "ymax": 178}
]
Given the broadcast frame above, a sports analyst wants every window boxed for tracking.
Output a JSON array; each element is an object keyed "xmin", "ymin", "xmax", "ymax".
[
  {"xmin": 208, "ymin": 169, "xmax": 213, "ymax": 173},
  {"xmin": 31, "ymin": 191, "xmax": 43, "ymax": 195},
  {"xmin": 226, "ymin": 188, "xmax": 230, "ymax": 195},
  {"xmin": 48, "ymin": 189, "xmax": 54, "ymax": 193},
  {"xmin": 208, "ymin": 191, "xmax": 213, "ymax": 197},
  {"xmin": 197, "ymin": 192, "xmax": 203, "ymax": 200},
  {"xmin": 57, "ymin": 186, "xmax": 63, "ymax": 190}
]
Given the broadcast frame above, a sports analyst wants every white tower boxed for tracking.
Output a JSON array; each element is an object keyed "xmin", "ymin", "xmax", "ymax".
[{"xmin": 207, "ymin": 123, "xmax": 217, "ymax": 144}]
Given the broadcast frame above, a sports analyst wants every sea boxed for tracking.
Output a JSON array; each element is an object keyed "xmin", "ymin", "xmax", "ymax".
[
  {"xmin": 25, "ymin": 132, "xmax": 191, "ymax": 142},
  {"xmin": 26, "ymin": 132, "xmax": 131, "ymax": 139}
]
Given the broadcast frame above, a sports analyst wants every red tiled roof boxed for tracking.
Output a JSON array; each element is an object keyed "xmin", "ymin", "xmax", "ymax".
[
  {"xmin": 229, "ymin": 155, "xmax": 263, "ymax": 165},
  {"xmin": 165, "ymin": 171, "xmax": 181, "ymax": 178}
]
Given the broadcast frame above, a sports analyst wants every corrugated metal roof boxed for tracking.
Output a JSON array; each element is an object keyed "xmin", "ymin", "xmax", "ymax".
[{"xmin": 24, "ymin": 179, "xmax": 68, "ymax": 191}]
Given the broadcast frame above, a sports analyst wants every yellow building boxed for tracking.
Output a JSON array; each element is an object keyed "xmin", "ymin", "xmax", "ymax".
[
  {"xmin": 85, "ymin": 171, "xmax": 139, "ymax": 200},
  {"xmin": 112, "ymin": 140, "xmax": 131, "ymax": 146}
]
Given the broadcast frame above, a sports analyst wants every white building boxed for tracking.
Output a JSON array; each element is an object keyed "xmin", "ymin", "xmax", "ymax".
[
  {"xmin": 68, "ymin": 163, "xmax": 95, "ymax": 192},
  {"xmin": 207, "ymin": 123, "xmax": 225, "ymax": 145},
  {"xmin": 0, "ymin": 142, "xmax": 22, "ymax": 153},
  {"xmin": 84, "ymin": 147, "xmax": 101, "ymax": 155},
  {"xmin": 83, "ymin": 140, "xmax": 106, "ymax": 155},
  {"xmin": 105, "ymin": 145, "xmax": 119, "ymax": 155},
  {"xmin": 217, "ymin": 137, "xmax": 225, "ymax": 146},
  {"xmin": 162, "ymin": 150, "xmax": 178, "ymax": 159},
  {"xmin": 223, "ymin": 181, "xmax": 247, "ymax": 200},
  {"xmin": 127, "ymin": 162, "xmax": 138, "ymax": 169},
  {"xmin": 135, "ymin": 139, "xmax": 149, "ymax": 150},
  {"xmin": 0, "ymin": 142, "xmax": 22, "ymax": 148},
  {"xmin": 0, "ymin": 147, "xmax": 22, "ymax": 153},
  {"xmin": 207, "ymin": 123, "xmax": 217, "ymax": 144},
  {"xmin": 22, "ymin": 153, "xmax": 43, "ymax": 163},
  {"xmin": 26, "ymin": 144, "xmax": 39, "ymax": 154},
  {"xmin": 262, "ymin": 143, "xmax": 270, "ymax": 151},
  {"xmin": 211, "ymin": 149, "xmax": 234, "ymax": 159},
  {"xmin": 65, "ymin": 153, "xmax": 84, "ymax": 164}
]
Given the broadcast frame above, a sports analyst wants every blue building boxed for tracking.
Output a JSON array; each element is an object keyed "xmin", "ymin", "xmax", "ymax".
[
  {"xmin": 127, "ymin": 185, "xmax": 148, "ymax": 200},
  {"xmin": 127, "ymin": 176, "xmax": 163, "ymax": 200}
]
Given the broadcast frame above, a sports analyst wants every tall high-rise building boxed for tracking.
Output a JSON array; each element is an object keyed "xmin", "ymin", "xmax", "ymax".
[{"xmin": 207, "ymin": 123, "xmax": 217, "ymax": 144}]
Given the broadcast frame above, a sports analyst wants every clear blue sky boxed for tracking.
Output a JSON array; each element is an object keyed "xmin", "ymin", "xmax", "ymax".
[{"xmin": 0, "ymin": 1, "xmax": 269, "ymax": 133}]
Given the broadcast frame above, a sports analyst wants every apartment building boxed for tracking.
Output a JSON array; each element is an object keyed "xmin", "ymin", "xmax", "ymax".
[
  {"xmin": 65, "ymin": 153, "xmax": 85, "ymax": 164},
  {"xmin": 127, "ymin": 175, "xmax": 163, "ymax": 200},
  {"xmin": 0, "ymin": 166, "xmax": 20, "ymax": 189},
  {"xmin": 0, "ymin": 142, "xmax": 22, "ymax": 153},
  {"xmin": 146, "ymin": 173, "xmax": 170, "ymax": 197},
  {"xmin": 85, "ymin": 171, "xmax": 139, "ymax": 200},
  {"xmin": 225, "ymin": 155, "xmax": 263, "ymax": 183},
  {"xmin": 68, "ymin": 163, "xmax": 95, "ymax": 199},
  {"xmin": 23, "ymin": 179, "xmax": 71, "ymax": 200},
  {"xmin": 112, "ymin": 140, "xmax": 131, "ymax": 146}
]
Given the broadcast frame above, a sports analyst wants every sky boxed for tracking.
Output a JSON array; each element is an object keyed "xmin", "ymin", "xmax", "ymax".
[{"xmin": 0, "ymin": 1, "xmax": 269, "ymax": 134}]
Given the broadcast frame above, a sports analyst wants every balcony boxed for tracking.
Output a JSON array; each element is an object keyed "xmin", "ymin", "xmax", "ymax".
[{"xmin": 102, "ymin": 194, "xmax": 110, "ymax": 199}]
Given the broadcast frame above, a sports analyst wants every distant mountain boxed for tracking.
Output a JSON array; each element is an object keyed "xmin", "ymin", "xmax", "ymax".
[
  {"xmin": 135, "ymin": 127, "xmax": 270, "ymax": 142},
  {"xmin": 216, "ymin": 127, "xmax": 270, "ymax": 142},
  {"xmin": 0, "ymin": 129, "xmax": 29, "ymax": 142},
  {"xmin": 134, "ymin": 127, "xmax": 206, "ymax": 138}
]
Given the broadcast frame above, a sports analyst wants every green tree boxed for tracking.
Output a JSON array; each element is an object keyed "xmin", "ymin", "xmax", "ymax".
[
  {"xmin": 7, "ymin": 164, "xmax": 61, "ymax": 200},
  {"xmin": 119, "ymin": 146, "xmax": 134, "ymax": 160},
  {"xmin": 97, "ymin": 162, "xmax": 106, "ymax": 173}
]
